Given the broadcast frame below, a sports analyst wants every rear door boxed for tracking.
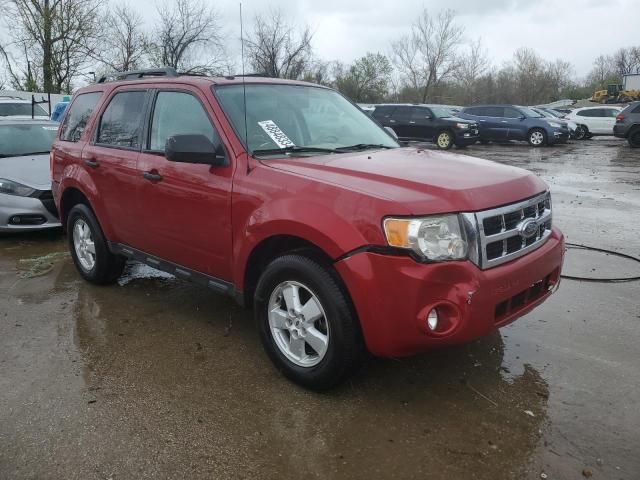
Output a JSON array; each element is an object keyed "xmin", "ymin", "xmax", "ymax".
[
  {"xmin": 482, "ymin": 107, "xmax": 508, "ymax": 140},
  {"xmin": 81, "ymin": 88, "xmax": 150, "ymax": 244},
  {"xmin": 389, "ymin": 106, "xmax": 413, "ymax": 139},
  {"xmin": 134, "ymin": 87, "xmax": 234, "ymax": 280},
  {"xmin": 601, "ymin": 108, "xmax": 620, "ymax": 134}
]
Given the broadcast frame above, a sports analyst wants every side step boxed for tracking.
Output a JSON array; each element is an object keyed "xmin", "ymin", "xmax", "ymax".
[{"xmin": 109, "ymin": 242, "xmax": 235, "ymax": 296}]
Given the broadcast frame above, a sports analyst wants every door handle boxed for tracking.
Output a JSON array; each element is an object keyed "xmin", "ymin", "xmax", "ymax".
[
  {"xmin": 143, "ymin": 171, "xmax": 163, "ymax": 182},
  {"xmin": 390, "ymin": 119, "xmax": 396, "ymax": 123},
  {"xmin": 84, "ymin": 159, "xmax": 99, "ymax": 168},
  {"xmin": 501, "ymin": 121, "xmax": 508, "ymax": 123},
  {"xmin": 479, "ymin": 119, "xmax": 486, "ymax": 122},
  {"xmin": 409, "ymin": 121, "xmax": 416, "ymax": 124}
]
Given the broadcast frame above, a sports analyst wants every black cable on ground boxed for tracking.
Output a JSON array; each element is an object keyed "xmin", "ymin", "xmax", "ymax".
[{"xmin": 561, "ymin": 242, "xmax": 640, "ymax": 283}]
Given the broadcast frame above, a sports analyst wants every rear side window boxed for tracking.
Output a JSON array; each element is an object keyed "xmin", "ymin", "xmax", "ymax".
[
  {"xmin": 149, "ymin": 91, "xmax": 218, "ymax": 151},
  {"xmin": 632, "ymin": 104, "xmax": 640, "ymax": 114},
  {"xmin": 372, "ymin": 106, "xmax": 394, "ymax": 118},
  {"xmin": 96, "ymin": 91, "xmax": 147, "ymax": 149},
  {"xmin": 0, "ymin": 102, "xmax": 48, "ymax": 117},
  {"xmin": 577, "ymin": 109, "xmax": 596, "ymax": 117},
  {"xmin": 484, "ymin": 107, "xmax": 504, "ymax": 117},
  {"xmin": 61, "ymin": 92, "xmax": 102, "ymax": 142},
  {"xmin": 392, "ymin": 106, "xmax": 413, "ymax": 122},
  {"xmin": 603, "ymin": 108, "xmax": 619, "ymax": 117}
]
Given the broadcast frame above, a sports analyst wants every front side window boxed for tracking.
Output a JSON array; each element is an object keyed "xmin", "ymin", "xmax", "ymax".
[
  {"xmin": 0, "ymin": 102, "xmax": 49, "ymax": 117},
  {"xmin": 61, "ymin": 92, "xmax": 102, "ymax": 142},
  {"xmin": 214, "ymin": 84, "xmax": 398, "ymax": 155},
  {"xmin": 96, "ymin": 91, "xmax": 147, "ymax": 149},
  {"xmin": 0, "ymin": 123, "xmax": 58, "ymax": 157},
  {"xmin": 504, "ymin": 107, "xmax": 522, "ymax": 118},
  {"xmin": 410, "ymin": 107, "xmax": 433, "ymax": 121},
  {"xmin": 149, "ymin": 91, "xmax": 218, "ymax": 151},
  {"xmin": 518, "ymin": 106, "xmax": 543, "ymax": 118}
]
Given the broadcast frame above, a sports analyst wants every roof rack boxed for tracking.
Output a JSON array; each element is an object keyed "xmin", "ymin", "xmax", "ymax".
[{"xmin": 97, "ymin": 67, "xmax": 179, "ymax": 83}]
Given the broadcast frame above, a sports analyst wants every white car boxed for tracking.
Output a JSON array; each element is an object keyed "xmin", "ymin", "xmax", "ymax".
[
  {"xmin": 0, "ymin": 97, "xmax": 50, "ymax": 120},
  {"xmin": 564, "ymin": 106, "xmax": 622, "ymax": 140}
]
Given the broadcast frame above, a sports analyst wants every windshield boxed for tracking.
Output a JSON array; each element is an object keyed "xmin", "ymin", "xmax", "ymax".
[
  {"xmin": 0, "ymin": 103, "xmax": 49, "ymax": 117},
  {"xmin": 518, "ymin": 106, "xmax": 544, "ymax": 118},
  {"xmin": 0, "ymin": 123, "xmax": 58, "ymax": 157},
  {"xmin": 214, "ymin": 84, "xmax": 398, "ymax": 155},
  {"xmin": 533, "ymin": 108, "xmax": 553, "ymax": 118},
  {"xmin": 430, "ymin": 106, "xmax": 461, "ymax": 118}
]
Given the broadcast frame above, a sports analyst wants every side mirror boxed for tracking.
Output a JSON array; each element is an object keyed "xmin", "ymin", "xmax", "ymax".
[
  {"xmin": 520, "ymin": 115, "xmax": 526, "ymax": 120},
  {"xmin": 165, "ymin": 134, "xmax": 227, "ymax": 166},
  {"xmin": 384, "ymin": 126, "xmax": 398, "ymax": 139}
]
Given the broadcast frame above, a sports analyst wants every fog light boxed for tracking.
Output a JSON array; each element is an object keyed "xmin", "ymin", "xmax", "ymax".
[{"xmin": 427, "ymin": 309, "xmax": 439, "ymax": 331}]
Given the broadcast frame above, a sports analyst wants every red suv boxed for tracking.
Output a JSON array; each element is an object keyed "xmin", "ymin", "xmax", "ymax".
[{"xmin": 52, "ymin": 68, "xmax": 564, "ymax": 389}]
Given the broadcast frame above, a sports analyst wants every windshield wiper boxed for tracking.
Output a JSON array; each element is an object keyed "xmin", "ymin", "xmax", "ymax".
[
  {"xmin": 336, "ymin": 143, "xmax": 394, "ymax": 151},
  {"xmin": 252, "ymin": 146, "xmax": 340, "ymax": 156}
]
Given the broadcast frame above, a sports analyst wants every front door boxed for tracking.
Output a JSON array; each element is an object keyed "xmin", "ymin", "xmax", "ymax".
[
  {"xmin": 134, "ymin": 88, "xmax": 234, "ymax": 280},
  {"xmin": 409, "ymin": 107, "xmax": 435, "ymax": 140},
  {"xmin": 504, "ymin": 107, "xmax": 526, "ymax": 140}
]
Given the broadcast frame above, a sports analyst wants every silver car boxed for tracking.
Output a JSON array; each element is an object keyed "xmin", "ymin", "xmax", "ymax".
[{"xmin": 0, "ymin": 119, "xmax": 61, "ymax": 232}]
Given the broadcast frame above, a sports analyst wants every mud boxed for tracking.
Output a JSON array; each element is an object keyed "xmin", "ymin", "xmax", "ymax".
[{"xmin": 1, "ymin": 137, "xmax": 639, "ymax": 479}]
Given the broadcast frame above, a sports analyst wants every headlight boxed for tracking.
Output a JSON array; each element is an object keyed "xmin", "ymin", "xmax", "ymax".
[
  {"xmin": 455, "ymin": 123, "xmax": 469, "ymax": 129},
  {"xmin": 383, "ymin": 215, "xmax": 468, "ymax": 261},
  {"xmin": 0, "ymin": 178, "xmax": 36, "ymax": 197},
  {"xmin": 547, "ymin": 121, "xmax": 561, "ymax": 128}
]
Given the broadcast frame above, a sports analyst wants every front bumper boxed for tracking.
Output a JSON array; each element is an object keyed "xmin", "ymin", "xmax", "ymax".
[
  {"xmin": 454, "ymin": 128, "xmax": 480, "ymax": 145},
  {"xmin": 550, "ymin": 128, "xmax": 570, "ymax": 144},
  {"xmin": 335, "ymin": 227, "xmax": 564, "ymax": 357},
  {"xmin": 0, "ymin": 191, "xmax": 61, "ymax": 232}
]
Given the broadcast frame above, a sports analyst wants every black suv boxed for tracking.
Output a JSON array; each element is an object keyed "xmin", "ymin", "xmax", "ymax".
[
  {"xmin": 614, "ymin": 101, "xmax": 640, "ymax": 147},
  {"xmin": 372, "ymin": 104, "xmax": 479, "ymax": 149}
]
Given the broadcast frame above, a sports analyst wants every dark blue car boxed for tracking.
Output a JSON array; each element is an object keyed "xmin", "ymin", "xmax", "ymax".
[{"xmin": 458, "ymin": 105, "xmax": 569, "ymax": 147}]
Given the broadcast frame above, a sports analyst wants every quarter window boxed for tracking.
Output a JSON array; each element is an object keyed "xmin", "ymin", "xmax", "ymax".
[
  {"xmin": 61, "ymin": 92, "xmax": 102, "ymax": 142},
  {"xmin": 149, "ymin": 91, "xmax": 218, "ymax": 151},
  {"xmin": 97, "ymin": 91, "xmax": 147, "ymax": 149}
]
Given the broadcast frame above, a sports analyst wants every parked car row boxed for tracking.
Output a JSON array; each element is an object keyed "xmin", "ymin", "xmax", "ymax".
[{"xmin": 368, "ymin": 101, "xmax": 640, "ymax": 149}]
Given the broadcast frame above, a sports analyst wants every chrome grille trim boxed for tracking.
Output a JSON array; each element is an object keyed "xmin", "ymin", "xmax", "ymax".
[{"xmin": 474, "ymin": 191, "xmax": 552, "ymax": 269}]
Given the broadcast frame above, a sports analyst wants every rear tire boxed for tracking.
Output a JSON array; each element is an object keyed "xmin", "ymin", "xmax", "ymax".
[
  {"xmin": 628, "ymin": 127, "xmax": 640, "ymax": 148},
  {"xmin": 67, "ymin": 204, "xmax": 125, "ymax": 284},
  {"xmin": 254, "ymin": 254, "xmax": 364, "ymax": 390},
  {"xmin": 528, "ymin": 128, "xmax": 547, "ymax": 147},
  {"xmin": 574, "ymin": 124, "xmax": 589, "ymax": 140},
  {"xmin": 435, "ymin": 130, "xmax": 454, "ymax": 150}
]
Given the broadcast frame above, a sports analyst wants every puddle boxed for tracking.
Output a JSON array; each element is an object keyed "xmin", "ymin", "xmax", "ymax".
[{"xmin": 17, "ymin": 251, "xmax": 70, "ymax": 278}]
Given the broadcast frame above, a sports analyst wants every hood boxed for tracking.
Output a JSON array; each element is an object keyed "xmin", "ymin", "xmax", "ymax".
[
  {"xmin": 0, "ymin": 153, "xmax": 51, "ymax": 190},
  {"xmin": 264, "ymin": 147, "xmax": 547, "ymax": 215},
  {"xmin": 444, "ymin": 115, "xmax": 475, "ymax": 124}
]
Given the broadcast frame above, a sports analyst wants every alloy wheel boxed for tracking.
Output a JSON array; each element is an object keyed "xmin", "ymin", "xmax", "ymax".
[
  {"xmin": 530, "ymin": 131, "xmax": 545, "ymax": 146},
  {"xmin": 73, "ymin": 218, "xmax": 96, "ymax": 271},
  {"xmin": 437, "ymin": 132, "xmax": 451, "ymax": 149},
  {"xmin": 268, "ymin": 280, "xmax": 329, "ymax": 367}
]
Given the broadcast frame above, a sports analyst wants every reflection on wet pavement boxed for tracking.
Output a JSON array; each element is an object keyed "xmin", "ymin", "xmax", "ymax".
[{"xmin": 1, "ymin": 138, "xmax": 639, "ymax": 479}]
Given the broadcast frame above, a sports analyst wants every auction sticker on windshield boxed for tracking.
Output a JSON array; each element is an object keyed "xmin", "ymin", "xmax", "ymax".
[{"xmin": 258, "ymin": 120, "xmax": 295, "ymax": 148}]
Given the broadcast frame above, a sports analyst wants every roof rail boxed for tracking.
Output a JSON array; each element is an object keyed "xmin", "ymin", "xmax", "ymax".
[{"xmin": 97, "ymin": 67, "xmax": 179, "ymax": 83}]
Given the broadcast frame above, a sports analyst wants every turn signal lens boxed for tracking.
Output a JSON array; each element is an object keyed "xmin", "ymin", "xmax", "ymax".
[
  {"xmin": 383, "ymin": 218, "xmax": 412, "ymax": 248},
  {"xmin": 427, "ymin": 309, "xmax": 439, "ymax": 331}
]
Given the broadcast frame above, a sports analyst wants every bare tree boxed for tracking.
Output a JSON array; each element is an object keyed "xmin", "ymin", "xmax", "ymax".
[
  {"xmin": 147, "ymin": 0, "xmax": 227, "ymax": 74},
  {"xmin": 391, "ymin": 8, "xmax": 463, "ymax": 103},
  {"xmin": 2, "ymin": 0, "xmax": 101, "ymax": 93},
  {"xmin": 95, "ymin": 3, "xmax": 147, "ymax": 72},
  {"xmin": 613, "ymin": 47, "xmax": 640, "ymax": 76},
  {"xmin": 457, "ymin": 38, "xmax": 489, "ymax": 104},
  {"xmin": 244, "ymin": 9, "xmax": 313, "ymax": 79}
]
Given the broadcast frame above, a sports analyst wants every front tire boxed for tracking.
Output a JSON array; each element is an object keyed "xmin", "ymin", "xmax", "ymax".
[
  {"xmin": 67, "ymin": 204, "xmax": 125, "ymax": 284},
  {"xmin": 528, "ymin": 128, "xmax": 547, "ymax": 147},
  {"xmin": 254, "ymin": 254, "xmax": 364, "ymax": 390},
  {"xmin": 435, "ymin": 130, "xmax": 454, "ymax": 150},
  {"xmin": 574, "ymin": 124, "xmax": 588, "ymax": 140}
]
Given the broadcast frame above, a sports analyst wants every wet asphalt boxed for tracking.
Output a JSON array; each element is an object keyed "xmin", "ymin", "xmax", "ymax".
[{"xmin": 1, "ymin": 138, "xmax": 639, "ymax": 480}]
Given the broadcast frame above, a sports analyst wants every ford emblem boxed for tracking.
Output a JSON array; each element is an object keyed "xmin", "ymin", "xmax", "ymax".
[{"xmin": 518, "ymin": 218, "xmax": 539, "ymax": 239}]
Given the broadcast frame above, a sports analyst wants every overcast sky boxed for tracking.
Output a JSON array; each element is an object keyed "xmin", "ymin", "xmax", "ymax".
[{"xmin": 141, "ymin": 0, "xmax": 636, "ymax": 78}]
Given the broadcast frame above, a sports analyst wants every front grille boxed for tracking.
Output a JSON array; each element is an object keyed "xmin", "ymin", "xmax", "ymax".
[{"xmin": 476, "ymin": 191, "xmax": 552, "ymax": 269}]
